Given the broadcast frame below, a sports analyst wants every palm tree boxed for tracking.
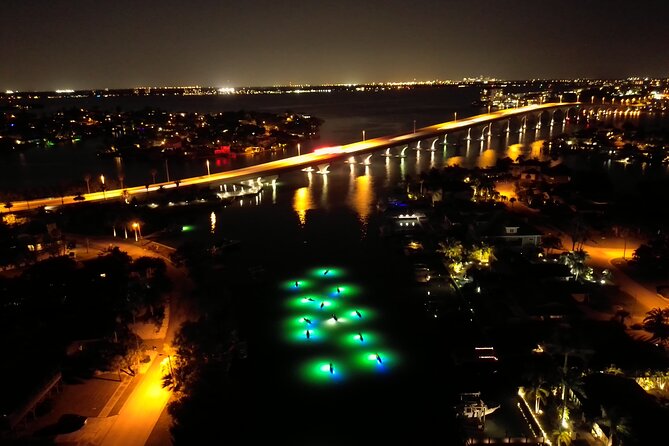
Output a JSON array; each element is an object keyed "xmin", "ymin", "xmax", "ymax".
[
  {"xmin": 569, "ymin": 214, "xmax": 588, "ymax": 251},
  {"xmin": 642, "ymin": 307, "xmax": 669, "ymax": 346},
  {"xmin": 564, "ymin": 250, "xmax": 588, "ymax": 281},
  {"xmin": 542, "ymin": 234, "xmax": 564, "ymax": 254},
  {"xmin": 614, "ymin": 309, "xmax": 630, "ymax": 326},
  {"xmin": 552, "ymin": 428, "xmax": 572, "ymax": 446},
  {"xmin": 84, "ymin": 174, "xmax": 91, "ymax": 194},
  {"xmin": 527, "ymin": 383, "xmax": 550, "ymax": 414},
  {"xmin": 3, "ymin": 202, "xmax": 13, "ymax": 213},
  {"xmin": 596, "ymin": 405, "xmax": 632, "ymax": 446}
]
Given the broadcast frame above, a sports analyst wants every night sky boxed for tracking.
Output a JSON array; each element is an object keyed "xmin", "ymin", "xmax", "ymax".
[{"xmin": 2, "ymin": 0, "xmax": 668, "ymax": 91}]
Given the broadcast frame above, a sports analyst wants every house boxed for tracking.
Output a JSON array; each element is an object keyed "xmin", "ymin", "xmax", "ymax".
[{"xmin": 470, "ymin": 212, "xmax": 542, "ymax": 249}]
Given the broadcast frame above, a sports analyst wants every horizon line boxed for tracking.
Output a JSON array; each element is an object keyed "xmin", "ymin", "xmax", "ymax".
[{"xmin": 3, "ymin": 76, "xmax": 667, "ymax": 95}]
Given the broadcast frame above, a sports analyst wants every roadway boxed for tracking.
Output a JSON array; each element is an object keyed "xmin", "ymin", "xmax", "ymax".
[{"xmin": 8, "ymin": 102, "xmax": 578, "ymax": 213}]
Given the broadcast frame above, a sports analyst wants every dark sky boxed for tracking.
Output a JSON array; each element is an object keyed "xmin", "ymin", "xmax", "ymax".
[{"xmin": 1, "ymin": 0, "xmax": 668, "ymax": 91}]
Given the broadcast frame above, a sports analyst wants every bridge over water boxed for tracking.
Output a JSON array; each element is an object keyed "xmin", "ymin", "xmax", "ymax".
[{"xmin": 7, "ymin": 102, "xmax": 589, "ymax": 213}]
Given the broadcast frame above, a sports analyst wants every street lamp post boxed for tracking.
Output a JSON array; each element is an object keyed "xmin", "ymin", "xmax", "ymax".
[
  {"xmin": 165, "ymin": 159, "xmax": 170, "ymax": 182},
  {"xmin": 413, "ymin": 120, "xmax": 416, "ymax": 134},
  {"xmin": 623, "ymin": 237, "xmax": 627, "ymax": 260},
  {"xmin": 297, "ymin": 143, "xmax": 301, "ymax": 156},
  {"xmin": 100, "ymin": 174, "xmax": 106, "ymax": 200},
  {"xmin": 454, "ymin": 112, "xmax": 457, "ymax": 121},
  {"xmin": 362, "ymin": 130, "xmax": 366, "ymax": 141},
  {"xmin": 132, "ymin": 222, "xmax": 141, "ymax": 241},
  {"xmin": 206, "ymin": 159, "xmax": 210, "ymax": 176}
]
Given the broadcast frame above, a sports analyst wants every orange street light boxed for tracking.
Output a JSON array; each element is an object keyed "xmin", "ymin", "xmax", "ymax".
[
  {"xmin": 132, "ymin": 222, "xmax": 141, "ymax": 241},
  {"xmin": 100, "ymin": 174, "xmax": 106, "ymax": 200}
]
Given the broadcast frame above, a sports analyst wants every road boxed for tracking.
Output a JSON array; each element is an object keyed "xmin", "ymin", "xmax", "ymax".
[
  {"xmin": 99, "ymin": 356, "xmax": 171, "ymax": 446},
  {"xmin": 500, "ymin": 198, "xmax": 663, "ymax": 327},
  {"xmin": 578, "ymin": 238, "xmax": 667, "ymax": 322},
  {"xmin": 8, "ymin": 102, "xmax": 578, "ymax": 213}
]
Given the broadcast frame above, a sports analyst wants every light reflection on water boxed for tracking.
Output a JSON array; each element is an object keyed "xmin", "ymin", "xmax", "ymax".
[
  {"xmin": 292, "ymin": 186, "xmax": 315, "ymax": 226},
  {"xmin": 169, "ymin": 112, "xmax": 661, "ymax": 242},
  {"xmin": 347, "ymin": 166, "xmax": 373, "ymax": 234},
  {"xmin": 287, "ymin": 120, "xmax": 568, "ymax": 228}
]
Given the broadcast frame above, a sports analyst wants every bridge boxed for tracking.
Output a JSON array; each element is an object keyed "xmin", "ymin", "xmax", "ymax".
[{"xmin": 5, "ymin": 102, "xmax": 583, "ymax": 213}]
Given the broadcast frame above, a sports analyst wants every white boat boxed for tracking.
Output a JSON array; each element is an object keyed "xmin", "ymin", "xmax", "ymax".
[{"xmin": 457, "ymin": 392, "xmax": 500, "ymax": 420}]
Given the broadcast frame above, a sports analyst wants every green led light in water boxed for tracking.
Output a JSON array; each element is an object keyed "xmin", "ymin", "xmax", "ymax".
[
  {"xmin": 338, "ymin": 331, "xmax": 380, "ymax": 348},
  {"xmin": 281, "ymin": 279, "xmax": 314, "ymax": 291},
  {"xmin": 351, "ymin": 351, "xmax": 399, "ymax": 372},
  {"xmin": 300, "ymin": 358, "xmax": 345, "ymax": 383},
  {"xmin": 284, "ymin": 296, "xmax": 327, "ymax": 310},
  {"xmin": 326, "ymin": 284, "xmax": 361, "ymax": 298},
  {"xmin": 308, "ymin": 267, "xmax": 344, "ymax": 279}
]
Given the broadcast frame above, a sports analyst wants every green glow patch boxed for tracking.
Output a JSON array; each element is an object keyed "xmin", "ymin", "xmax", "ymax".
[
  {"xmin": 342, "ymin": 306, "xmax": 377, "ymax": 322},
  {"xmin": 300, "ymin": 358, "xmax": 346, "ymax": 384},
  {"xmin": 281, "ymin": 266, "xmax": 400, "ymax": 383},
  {"xmin": 284, "ymin": 296, "xmax": 320, "ymax": 310},
  {"xmin": 324, "ymin": 283, "xmax": 361, "ymax": 299},
  {"xmin": 337, "ymin": 331, "xmax": 380, "ymax": 348},
  {"xmin": 308, "ymin": 267, "xmax": 345, "ymax": 279},
  {"xmin": 283, "ymin": 314, "xmax": 321, "ymax": 330},
  {"xmin": 351, "ymin": 350, "xmax": 400, "ymax": 372},
  {"xmin": 284, "ymin": 327, "xmax": 326, "ymax": 344},
  {"xmin": 281, "ymin": 279, "xmax": 314, "ymax": 291}
]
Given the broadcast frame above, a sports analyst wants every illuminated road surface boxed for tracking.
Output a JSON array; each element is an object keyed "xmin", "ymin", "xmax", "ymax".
[
  {"xmin": 582, "ymin": 242, "xmax": 667, "ymax": 319},
  {"xmin": 8, "ymin": 103, "xmax": 578, "ymax": 213},
  {"xmin": 100, "ymin": 358, "xmax": 171, "ymax": 446}
]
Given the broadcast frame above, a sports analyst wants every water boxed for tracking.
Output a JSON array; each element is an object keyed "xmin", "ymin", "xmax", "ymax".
[
  {"xmin": 2, "ymin": 88, "xmax": 666, "ymax": 195},
  {"xmin": 141, "ymin": 122, "xmax": 583, "ymax": 442},
  {"xmin": 5, "ymin": 90, "xmax": 668, "ymax": 441},
  {"xmin": 0, "ymin": 87, "xmax": 477, "ymax": 192}
]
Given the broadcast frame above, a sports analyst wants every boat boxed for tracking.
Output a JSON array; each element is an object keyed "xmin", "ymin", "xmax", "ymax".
[{"xmin": 456, "ymin": 392, "xmax": 500, "ymax": 420}]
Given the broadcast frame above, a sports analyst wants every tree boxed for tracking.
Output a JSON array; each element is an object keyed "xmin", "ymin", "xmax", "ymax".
[
  {"xmin": 568, "ymin": 214, "xmax": 589, "ymax": 251},
  {"xmin": 552, "ymin": 428, "xmax": 572, "ymax": 446},
  {"xmin": 101, "ymin": 328, "xmax": 143, "ymax": 378},
  {"xmin": 542, "ymin": 234, "xmax": 564, "ymax": 254},
  {"xmin": 596, "ymin": 405, "xmax": 632, "ymax": 446},
  {"xmin": 563, "ymin": 250, "xmax": 588, "ymax": 281},
  {"xmin": 526, "ymin": 381, "xmax": 550, "ymax": 414},
  {"xmin": 3, "ymin": 202, "xmax": 13, "ymax": 213},
  {"xmin": 614, "ymin": 309, "xmax": 630, "ymax": 327},
  {"xmin": 642, "ymin": 307, "xmax": 669, "ymax": 347},
  {"xmin": 509, "ymin": 197, "xmax": 516, "ymax": 207}
]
